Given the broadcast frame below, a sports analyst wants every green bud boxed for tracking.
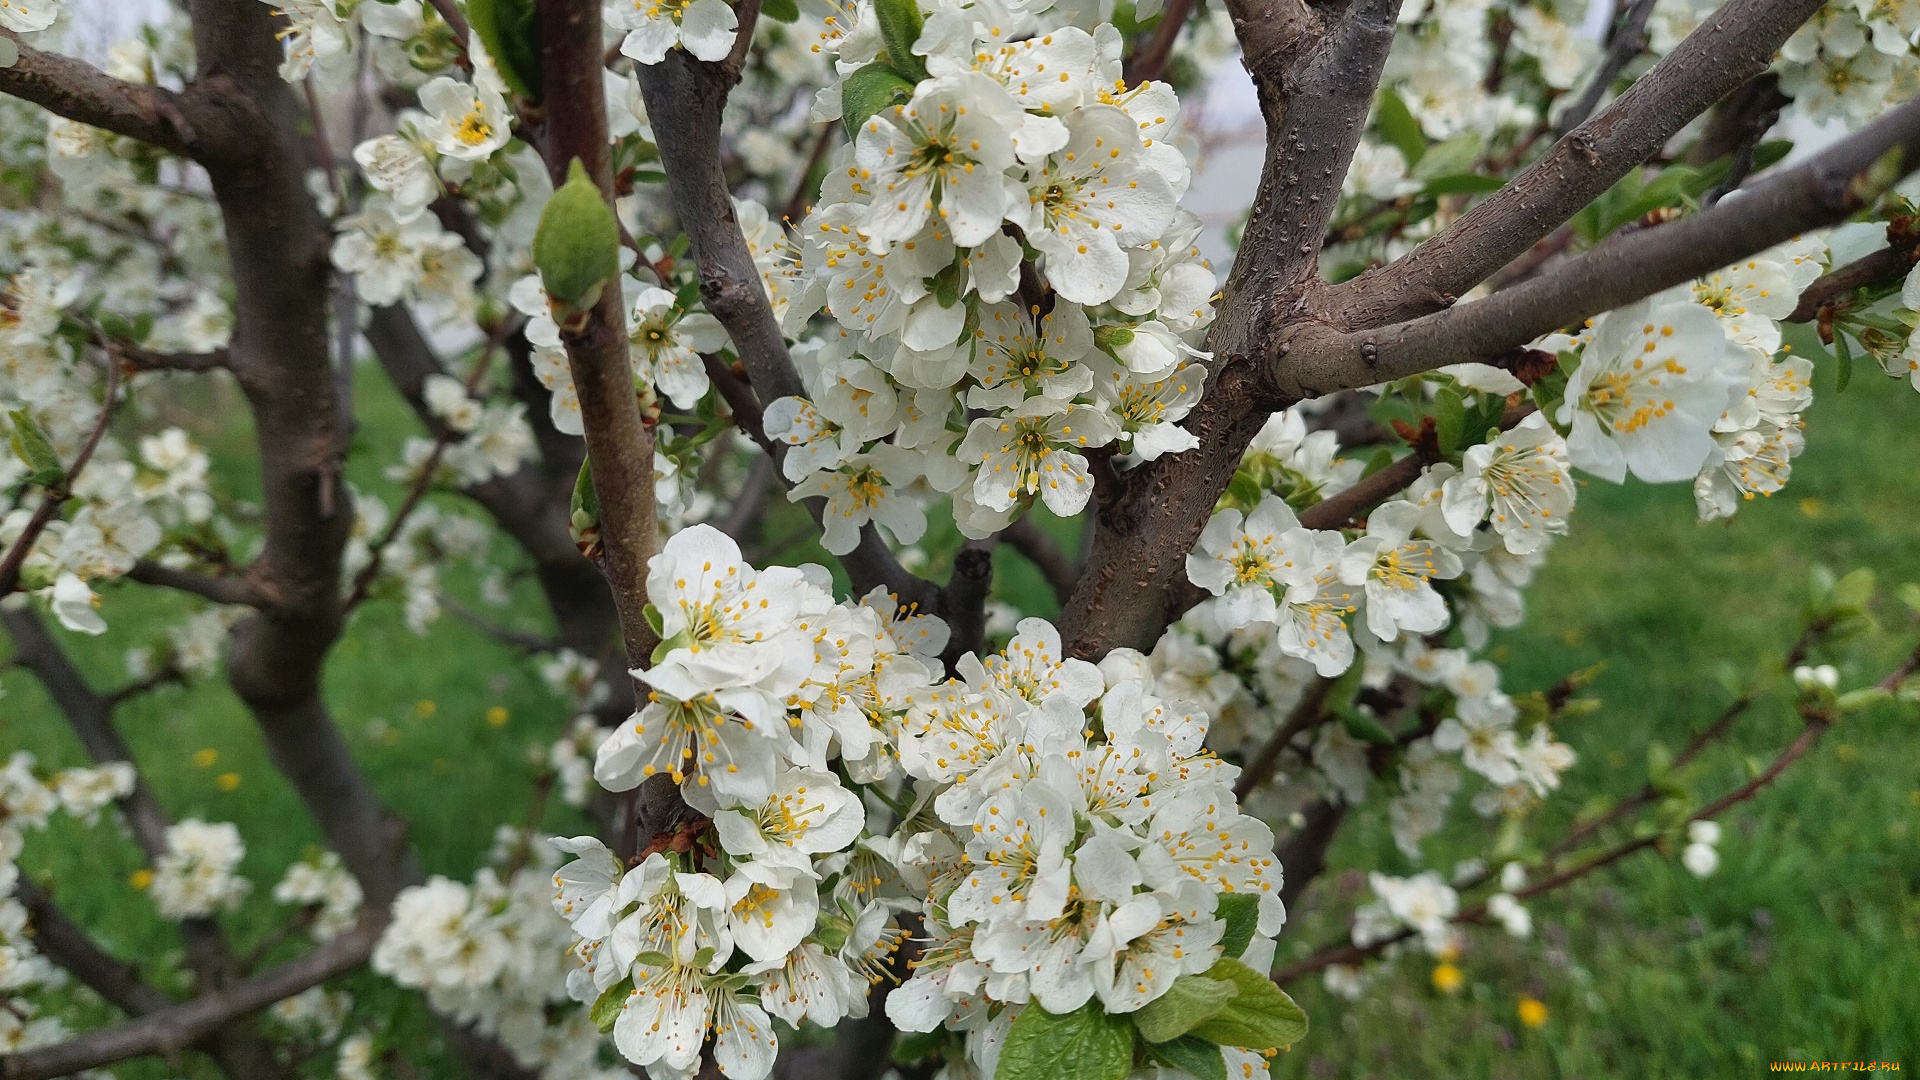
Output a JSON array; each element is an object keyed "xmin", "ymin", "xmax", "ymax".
[
  {"xmin": 534, "ymin": 159, "xmax": 621, "ymax": 318},
  {"xmin": 840, "ymin": 63, "xmax": 917, "ymax": 141},
  {"xmin": 1092, "ymin": 324, "xmax": 1136, "ymax": 353},
  {"xmin": 872, "ymin": 0, "xmax": 929, "ymax": 82}
]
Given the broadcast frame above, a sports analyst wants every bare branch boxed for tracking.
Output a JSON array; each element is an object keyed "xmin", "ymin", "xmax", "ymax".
[
  {"xmin": 1278, "ymin": 95, "xmax": 1920, "ymax": 401},
  {"xmin": 0, "ymin": 917, "xmax": 380, "ymax": 1080},
  {"xmin": 1786, "ymin": 245, "xmax": 1911, "ymax": 322},
  {"xmin": 441, "ymin": 594, "xmax": 565, "ymax": 655},
  {"xmin": 1234, "ymin": 676, "xmax": 1336, "ymax": 801},
  {"xmin": 11, "ymin": 880, "xmax": 173, "ymax": 1017},
  {"xmin": 1554, "ymin": 0, "xmax": 1658, "ymax": 137},
  {"xmin": 126, "ymin": 560, "xmax": 265, "ymax": 607},
  {"xmin": 1001, "ymin": 517, "xmax": 1078, "ymax": 606},
  {"xmin": 1331, "ymin": 0, "xmax": 1828, "ymax": 330},
  {"xmin": 0, "ymin": 30, "xmax": 204, "ymax": 157},
  {"xmin": 108, "ymin": 340, "xmax": 230, "ymax": 374},
  {"xmin": 1126, "ymin": 0, "xmax": 1200, "ymax": 84}
]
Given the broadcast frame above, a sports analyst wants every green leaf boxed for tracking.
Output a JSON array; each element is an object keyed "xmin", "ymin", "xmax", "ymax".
[
  {"xmin": 643, "ymin": 603, "xmax": 665, "ymax": 636},
  {"xmin": 1833, "ymin": 331, "xmax": 1854, "ymax": 392},
  {"xmin": 841, "ymin": 63, "xmax": 918, "ymax": 140},
  {"xmin": 1836, "ymin": 686, "xmax": 1893, "ymax": 713},
  {"xmin": 590, "ymin": 976, "xmax": 633, "ymax": 1034},
  {"xmin": 762, "ymin": 0, "xmax": 801, "ymax": 20},
  {"xmin": 1339, "ymin": 707, "xmax": 1395, "ymax": 745},
  {"xmin": 1830, "ymin": 567, "xmax": 1877, "ymax": 615},
  {"xmin": 892, "ymin": 1030, "xmax": 944, "ymax": 1064},
  {"xmin": 534, "ymin": 160, "xmax": 621, "ymax": 312},
  {"xmin": 1188, "ymin": 958, "xmax": 1309, "ymax": 1052},
  {"xmin": 467, "ymin": 0, "xmax": 542, "ymax": 98},
  {"xmin": 872, "ymin": 0, "xmax": 929, "ymax": 82},
  {"xmin": 1433, "ymin": 386, "xmax": 1466, "ymax": 456},
  {"xmin": 995, "ymin": 1001, "xmax": 1135, "ymax": 1080},
  {"xmin": 1215, "ymin": 893, "xmax": 1261, "ymax": 959},
  {"xmin": 1132, "ymin": 973, "xmax": 1239, "ymax": 1043},
  {"xmin": 1422, "ymin": 173, "xmax": 1505, "ymax": 196},
  {"xmin": 1373, "ymin": 90, "xmax": 1425, "ymax": 168},
  {"xmin": 8, "ymin": 409, "xmax": 65, "ymax": 489},
  {"xmin": 1411, "ymin": 134, "xmax": 1478, "ymax": 181},
  {"xmin": 1146, "ymin": 1036, "xmax": 1228, "ymax": 1080}
]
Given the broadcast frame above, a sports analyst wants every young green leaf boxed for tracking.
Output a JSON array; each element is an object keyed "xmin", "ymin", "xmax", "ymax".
[
  {"xmin": 589, "ymin": 976, "xmax": 633, "ymax": 1034},
  {"xmin": 1373, "ymin": 90, "xmax": 1426, "ymax": 168},
  {"xmin": 872, "ymin": 0, "xmax": 929, "ymax": 82},
  {"xmin": 1433, "ymin": 386, "xmax": 1466, "ymax": 457},
  {"xmin": 534, "ymin": 160, "xmax": 621, "ymax": 315},
  {"xmin": 1188, "ymin": 958, "xmax": 1310, "ymax": 1052},
  {"xmin": 8, "ymin": 408, "xmax": 66, "ymax": 489},
  {"xmin": 1145, "ymin": 1036, "xmax": 1229, "ymax": 1080},
  {"xmin": 467, "ymin": 0, "xmax": 542, "ymax": 98},
  {"xmin": 995, "ymin": 1001, "xmax": 1135, "ymax": 1080},
  {"xmin": 762, "ymin": 0, "xmax": 801, "ymax": 20},
  {"xmin": 1132, "ymin": 972, "xmax": 1239, "ymax": 1043},
  {"xmin": 841, "ymin": 63, "xmax": 918, "ymax": 140},
  {"xmin": 1215, "ymin": 892, "xmax": 1262, "ymax": 959}
]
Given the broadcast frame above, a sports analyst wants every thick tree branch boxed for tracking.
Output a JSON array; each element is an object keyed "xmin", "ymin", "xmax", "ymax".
[
  {"xmin": 1330, "ymin": 0, "xmax": 1829, "ymax": 330},
  {"xmin": 0, "ymin": 30, "xmax": 207, "ymax": 158},
  {"xmin": 1277, "ymin": 95, "xmax": 1920, "ymax": 401},
  {"xmin": 176, "ymin": 0, "xmax": 419, "ymax": 913},
  {"xmin": 1058, "ymin": 0, "xmax": 1400, "ymax": 659},
  {"xmin": 11, "ymin": 880, "xmax": 173, "ymax": 1017}
]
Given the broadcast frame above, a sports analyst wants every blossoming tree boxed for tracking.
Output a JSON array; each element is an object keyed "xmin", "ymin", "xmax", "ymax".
[{"xmin": 3, "ymin": 0, "xmax": 1919, "ymax": 1076}]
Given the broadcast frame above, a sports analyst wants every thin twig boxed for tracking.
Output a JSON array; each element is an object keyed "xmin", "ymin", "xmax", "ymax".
[
  {"xmin": 1555, "ymin": 0, "xmax": 1658, "ymax": 137},
  {"xmin": 1234, "ymin": 676, "xmax": 1337, "ymax": 801},
  {"xmin": 0, "ymin": 340, "xmax": 122, "ymax": 596}
]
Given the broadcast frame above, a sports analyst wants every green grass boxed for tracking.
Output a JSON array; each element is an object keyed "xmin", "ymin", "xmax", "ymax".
[{"xmin": 6, "ymin": 351, "xmax": 1920, "ymax": 1076}]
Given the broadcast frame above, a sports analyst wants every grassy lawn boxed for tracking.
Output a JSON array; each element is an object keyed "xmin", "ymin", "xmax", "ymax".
[{"xmin": 5, "ymin": 339, "xmax": 1918, "ymax": 1076}]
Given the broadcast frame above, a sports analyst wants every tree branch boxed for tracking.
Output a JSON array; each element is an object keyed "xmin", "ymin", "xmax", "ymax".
[
  {"xmin": 0, "ymin": 916, "xmax": 381, "ymax": 1080},
  {"xmin": 11, "ymin": 880, "xmax": 173, "ymax": 1017},
  {"xmin": 109, "ymin": 340, "xmax": 230, "ymax": 374},
  {"xmin": 0, "ymin": 30, "xmax": 206, "ymax": 158},
  {"xmin": 1553, "ymin": 0, "xmax": 1658, "ymax": 137},
  {"xmin": 1001, "ymin": 517, "xmax": 1078, "ymax": 606},
  {"xmin": 1330, "ymin": 0, "xmax": 1829, "ymax": 330},
  {"xmin": 1786, "ymin": 245, "xmax": 1911, "ymax": 322},
  {"xmin": 633, "ymin": 52, "xmax": 940, "ymax": 612},
  {"xmin": 538, "ymin": 0, "xmax": 658, "ymax": 667},
  {"xmin": 0, "ymin": 346, "xmax": 119, "ymax": 597},
  {"xmin": 1277, "ymin": 95, "xmax": 1920, "ymax": 401},
  {"xmin": 126, "ymin": 560, "xmax": 264, "ymax": 607}
]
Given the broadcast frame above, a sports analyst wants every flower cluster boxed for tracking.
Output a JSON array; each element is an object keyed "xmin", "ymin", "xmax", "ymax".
[
  {"xmin": 735, "ymin": 2, "xmax": 1218, "ymax": 542},
  {"xmin": 372, "ymin": 841, "xmax": 619, "ymax": 1078},
  {"xmin": 150, "ymin": 818, "xmax": 253, "ymax": 920},
  {"xmin": 545, "ymin": 526, "xmax": 1291, "ymax": 1078}
]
